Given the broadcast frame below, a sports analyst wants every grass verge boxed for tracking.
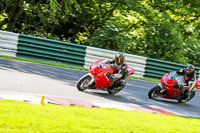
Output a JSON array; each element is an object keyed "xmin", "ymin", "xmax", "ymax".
[
  {"xmin": 0, "ymin": 55, "xmax": 160, "ymax": 83},
  {"xmin": 0, "ymin": 100, "xmax": 200, "ymax": 133}
]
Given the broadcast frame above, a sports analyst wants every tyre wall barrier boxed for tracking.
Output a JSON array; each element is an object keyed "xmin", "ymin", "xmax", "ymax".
[
  {"xmin": 0, "ymin": 30, "xmax": 199, "ymax": 79},
  {"xmin": 0, "ymin": 30, "xmax": 19, "ymax": 57},
  {"xmin": 17, "ymin": 34, "xmax": 87, "ymax": 67}
]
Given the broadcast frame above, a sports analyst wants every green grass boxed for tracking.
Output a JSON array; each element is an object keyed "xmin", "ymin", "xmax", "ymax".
[
  {"xmin": 0, "ymin": 55, "xmax": 160, "ymax": 83},
  {"xmin": 0, "ymin": 100, "xmax": 199, "ymax": 133}
]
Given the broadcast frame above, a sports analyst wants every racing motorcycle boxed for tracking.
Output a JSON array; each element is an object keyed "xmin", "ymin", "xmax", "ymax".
[
  {"xmin": 148, "ymin": 71, "xmax": 200, "ymax": 103},
  {"xmin": 77, "ymin": 59, "xmax": 134, "ymax": 94}
]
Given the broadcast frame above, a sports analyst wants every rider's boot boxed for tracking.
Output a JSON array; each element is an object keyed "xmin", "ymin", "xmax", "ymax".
[
  {"xmin": 186, "ymin": 91, "xmax": 192, "ymax": 100},
  {"xmin": 179, "ymin": 85, "xmax": 186, "ymax": 95}
]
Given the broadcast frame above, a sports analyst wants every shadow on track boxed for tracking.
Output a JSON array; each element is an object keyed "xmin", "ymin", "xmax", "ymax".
[
  {"xmin": 82, "ymin": 90, "xmax": 158, "ymax": 109},
  {"xmin": 0, "ymin": 58, "xmax": 86, "ymax": 86}
]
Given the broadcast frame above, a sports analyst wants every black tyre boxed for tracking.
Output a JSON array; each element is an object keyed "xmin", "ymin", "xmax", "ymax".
[
  {"xmin": 77, "ymin": 75, "xmax": 92, "ymax": 91},
  {"xmin": 148, "ymin": 85, "xmax": 161, "ymax": 99},
  {"xmin": 108, "ymin": 80, "xmax": 125, "ymax": 94},
  {"xmin": 177, "ymin": 91, "xmax": 195, "ymax": 103},
  {"xmin": 107, "ymin": 85, "xmax": 124, "ymax": 94}
]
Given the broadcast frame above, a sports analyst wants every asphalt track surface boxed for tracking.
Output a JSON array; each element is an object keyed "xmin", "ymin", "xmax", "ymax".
[{"xmin": 0, "ymin": 58, "xmax": 200, "ymax": 118}]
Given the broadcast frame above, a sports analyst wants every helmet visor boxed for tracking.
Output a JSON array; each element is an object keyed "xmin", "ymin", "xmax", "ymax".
[
  {"xmin": 185, "ymin": 69, "xmax": 191, "ymax": 73},
  {"xmin": 116, "ymin": 57, "xmax": 123, "ymax": 65}
]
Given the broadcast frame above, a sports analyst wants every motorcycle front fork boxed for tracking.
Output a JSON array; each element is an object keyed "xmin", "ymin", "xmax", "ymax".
[
  {"xmin": 86, "ymin": 73, "xmax": 95, "ymax": 88},
  {"xmin": 158, "ymin": 83, "xmax": 166, "ymax": 93}
]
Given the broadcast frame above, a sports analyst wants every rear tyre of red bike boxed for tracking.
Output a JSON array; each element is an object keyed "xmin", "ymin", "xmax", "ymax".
[
  {"xmin": 177, "ymin": 91, "xmax": 195, "ymax": 103},
  {"xmin": 148, "ymin": 85, "xmax": 161, "ymax": 99},
  {"xmin": 107, "ymin": 83, "xmax": 125, "ymax": 94},
  {"xmin": 108, "ymin": 80, "xmax": 126, "ymax": 94}
]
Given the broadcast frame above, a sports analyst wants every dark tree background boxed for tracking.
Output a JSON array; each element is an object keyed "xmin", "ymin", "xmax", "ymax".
[{"xmin": 1, "ymin": 0, "xmax": 200, "ymax": 65}]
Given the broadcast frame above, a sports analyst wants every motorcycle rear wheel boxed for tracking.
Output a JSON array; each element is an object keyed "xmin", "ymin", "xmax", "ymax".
[
  {"xmin": 77, "ymin": 75, "xmax": 92, "ymax": 91},
  {"xmin": 148, "ymin": 85, "xmax": 161, "ymax": 99},
  {"xmin": 177, "ymin": 91, "xmax": 195, "ymax": 103},
  {"xmin": 108, "ymin": 85, "xmax": 124, "ymax": 94}
]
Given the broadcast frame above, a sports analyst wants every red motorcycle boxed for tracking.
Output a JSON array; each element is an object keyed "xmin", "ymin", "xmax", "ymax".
[
  {"xmin": 148, "ymin": 72, "xmax": 200, "ymax": 103},
  {"xmin": 77, "ymin": 59, "xmax": 134, "ymax": 94}
]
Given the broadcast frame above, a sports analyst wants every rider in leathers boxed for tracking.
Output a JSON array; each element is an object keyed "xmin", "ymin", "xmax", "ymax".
[
  {"xmin": 175, "ymin": 64, "xmax": 196, "ymax": 96},
  {"xmin": 99, "ymin": 53, "xmax": 129, "ymax": 90}
]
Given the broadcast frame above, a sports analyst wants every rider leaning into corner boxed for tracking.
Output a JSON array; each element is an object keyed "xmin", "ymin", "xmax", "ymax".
[
  {"xmin": 98, "ymin": 52, "xmax": 130, "ymax": 90},
  {"xmin": 172, "ymin": 64, "xmax": 196, "ymax": 98}
]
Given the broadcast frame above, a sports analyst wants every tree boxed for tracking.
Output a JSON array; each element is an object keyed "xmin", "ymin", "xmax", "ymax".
[
  {"xmin": 141, "ymin": 14, "xmax": 187, "ymax": 63},
  {"xmin": 1, "ymin": 0, "xmax": 200, "ymax": 65}
]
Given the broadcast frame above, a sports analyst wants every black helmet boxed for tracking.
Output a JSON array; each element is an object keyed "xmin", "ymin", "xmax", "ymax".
[
  {"xmin": 114, "ymin": 53, "xmax": 125, "ymax": 65},
  {"xmin": 185, "ymin": 64, "xmax": 194, "ymax": 74}
]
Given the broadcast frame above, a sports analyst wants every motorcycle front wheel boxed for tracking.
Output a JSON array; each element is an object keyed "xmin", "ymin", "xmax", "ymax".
[
  {"xmin": 77, "ymin": 74, "xmax": 92, "ymax": 91},
  {"xmin": 148, "ymin": 85, "xmax": 161, "ymax": 99}
]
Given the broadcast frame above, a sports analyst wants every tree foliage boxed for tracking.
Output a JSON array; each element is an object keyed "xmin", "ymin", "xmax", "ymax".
[{"xmin": 0, "ymin": 0, "xmax": 200, "ymax": 65}]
